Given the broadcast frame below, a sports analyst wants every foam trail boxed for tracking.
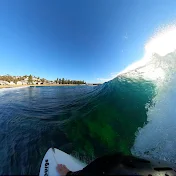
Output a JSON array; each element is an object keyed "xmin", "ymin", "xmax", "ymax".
[
  {"xmin": 132, "ymin": 74, "xmax": 176, "ymax": 164},
  {"xmin": 0, "ymin": 86, "xmax": 30, "ymax": 96},
  {"xmin": 0, "ymin": 86, "xmax": 29, "ymax": 91}
]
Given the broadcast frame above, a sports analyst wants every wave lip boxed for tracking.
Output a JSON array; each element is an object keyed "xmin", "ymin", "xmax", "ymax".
[{"xmin": 132, "ymin": 71, "xmax": 176, "ymax": 165}]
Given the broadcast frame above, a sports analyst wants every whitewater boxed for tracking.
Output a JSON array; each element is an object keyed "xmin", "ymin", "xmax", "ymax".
[{"xmin": 126, "ymin": 25, "xmax": 176, "ymax": 164}]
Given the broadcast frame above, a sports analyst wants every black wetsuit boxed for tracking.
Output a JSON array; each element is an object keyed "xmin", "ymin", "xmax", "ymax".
[
  {"xmin": 66, "ymin": 153, "xmax": 176, "ymax": 176},
  {"xmin": 66, "ymin": 153, "xmax": 138, "ymax": 175}
]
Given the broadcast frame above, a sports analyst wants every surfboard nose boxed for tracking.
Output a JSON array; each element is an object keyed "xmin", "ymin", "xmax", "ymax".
[{"xmin": 39, "ymin": 148, "xmax": 86, "ymax": 176}]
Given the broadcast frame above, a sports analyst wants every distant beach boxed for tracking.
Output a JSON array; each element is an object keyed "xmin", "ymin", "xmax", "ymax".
[{"xmin": 0, "ymin": 84, "xmax": 87, "ymax": 89}]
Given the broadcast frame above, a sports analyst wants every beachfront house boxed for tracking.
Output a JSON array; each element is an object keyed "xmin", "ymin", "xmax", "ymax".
[
  {"xmin": 33, "ymin": 80, "xmax": 41, "ymax": 85},
  {"xmin": 36, "ymin": 82, "xmax": 42, "ymax": 85},
  {"xmin": 0, "ymin": 81, "xmax": 4, "ymax": 85},
  {"xmin": 21, "ymin": 81, "xmax": 27, "ymax": 85},
  {"xmin": 24, "ymin": 77, "xmax": 29, "ymax": 81},
  {"xmin": 9, "ymin": 81, "xmax": 15, "ymax": 85},
  {"xmin": 17, "ymin": 81, "xmax": 27, "ymax": 85},
  {"xmin": 0, "ymin": 80, "xmax": 9, "ymax": 85},
  {"xmin": 48, "ymin": 81, "xmax": 54, "ymax": 84},
  {"xmin": 17, "ymin": 81, "xmax": 22, "ymax": 85}
]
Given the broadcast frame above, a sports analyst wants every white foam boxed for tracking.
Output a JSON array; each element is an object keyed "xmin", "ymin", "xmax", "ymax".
[
  {"xmin": 0, "ymin": 86, "xmax": 30, "ymax": 95},
  {"xmin": 119, "ymin": 25, "xmax": 176, "ymax": 79},
  {"xmin": 132, "ymin": 74, "xmax": 176, "ymax": 163}
]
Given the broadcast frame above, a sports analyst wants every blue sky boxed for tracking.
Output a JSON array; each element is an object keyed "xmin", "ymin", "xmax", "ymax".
[{"xmin": 1, "ymin": 0, "xmax": 176, "ymax": 83}]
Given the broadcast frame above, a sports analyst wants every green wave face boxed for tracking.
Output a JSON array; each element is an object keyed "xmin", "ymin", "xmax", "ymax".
[
  {"xmin": 63, "ymin": 51, "xmax": 176, "ymax": 163},
  {"xmin": 63, "ymin": 77, "xmax": 156, "ymax": 162}
]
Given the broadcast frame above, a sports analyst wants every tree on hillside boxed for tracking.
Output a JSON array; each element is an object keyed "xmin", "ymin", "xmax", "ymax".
[
  {"xmin": 28, "ymin": 75, "xmax": 33, "ymax": 84},
  {"xmin": 56, "ymin": 78, "xmax": 59, "ymax": 84},
  {"xmin": 59, "ymin": 79, "xmax": 61, "ymax": 84},
  {"xmin": 14, "ymin": 79, "xmax": 17, "ymax": 84},
  {"xmin": 41, "ymin": 78, "xmax": 45, "ymax": 83},
  {"xmin": 62, "ymin": 78, "xmax": 65, "ymax": 84}
]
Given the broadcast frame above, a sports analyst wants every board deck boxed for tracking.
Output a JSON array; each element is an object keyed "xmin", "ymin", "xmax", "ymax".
[{"xmin": 39, "ymin": 148, "xmax": 87, "ymax": 176}]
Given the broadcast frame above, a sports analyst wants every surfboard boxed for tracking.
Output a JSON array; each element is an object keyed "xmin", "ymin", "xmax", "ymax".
[{"xmin": 39, "ymin": 148, "xmax": 87, "ymax": 176}]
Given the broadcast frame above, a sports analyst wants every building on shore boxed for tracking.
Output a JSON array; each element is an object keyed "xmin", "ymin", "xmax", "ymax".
[
  {"xmin": 9, "ymin": 81, "xmax": 15, "ymax": 85},
  {"xmin": 21, "ymin": 81, "xmax": 27, "ymax": 85},
  {"xmin": 24, "ymin": 78, "xmax": 28, "ymax": 82},
  {"xmin": 34, "ymin": 81, "xmax": 43, "ymax": 85},
  {"xmin": 17, "ymin": 81, "xmax": 28, "ymax": 85},
  {"xmin": 17, "ymin": 81, "xmax": 22, "ymax": 85},
  {"xmin": 0, "ymin": 80, "xmax": 9, "ymax": 85}
]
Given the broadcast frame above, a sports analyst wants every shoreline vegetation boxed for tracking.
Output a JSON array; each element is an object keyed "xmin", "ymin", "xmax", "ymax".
[
  {"xmin": 0, "ymin": 74, "xmax": 101, "ymax": 89},
  {"xmin": 0, "ymin": 74, "xmax": 86, "ymax": 85}
]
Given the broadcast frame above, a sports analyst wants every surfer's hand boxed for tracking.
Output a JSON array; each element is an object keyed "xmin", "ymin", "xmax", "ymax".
[{"xmin": 56, "ymin": 164, "xmax": 70, "ymax": 176}]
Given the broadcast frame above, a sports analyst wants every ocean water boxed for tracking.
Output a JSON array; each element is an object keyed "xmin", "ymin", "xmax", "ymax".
[
  {"xmin": 0, "ymin": 79, "xmax": 156, "ymax": 174},
  {"xmin": 1, "ymin": 38, "xmax": 176, "ymax": 174},
  {"xmin": 0, "ymin": 72, "xmax": 161, "ymax": 174}
]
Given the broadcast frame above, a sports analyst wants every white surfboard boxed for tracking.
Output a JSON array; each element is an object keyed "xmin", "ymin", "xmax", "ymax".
[{"xmin": 39, "ymin": 148, "xmax": 87, "ymax": 176}]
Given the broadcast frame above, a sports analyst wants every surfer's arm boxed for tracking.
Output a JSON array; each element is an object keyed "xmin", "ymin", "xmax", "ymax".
[
  {"xmin": 66, "ymin": 170, "xmax": 83, "ymax": 175},
  {"xmin": 56, "ymin": 164, "xmax": 83, "ymax": 176}
]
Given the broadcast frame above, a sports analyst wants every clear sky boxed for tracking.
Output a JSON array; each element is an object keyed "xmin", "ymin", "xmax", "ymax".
[{"xmin": 1, "ymin": 0, "xmax": 176, "ymax": 83}]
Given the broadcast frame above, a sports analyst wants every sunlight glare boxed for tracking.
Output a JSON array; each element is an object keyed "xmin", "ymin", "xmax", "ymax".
[{"xmin": 119, "ymin": 25, "xmax": 176, "ymax": 81}]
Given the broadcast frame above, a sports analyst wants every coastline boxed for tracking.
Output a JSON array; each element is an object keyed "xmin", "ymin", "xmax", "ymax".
[
  {"xmin": 0, "ymin": 85, "xmax": 30, "ymax": 89},
  {"xmin": 0, "ymin": 84, "xmax": 86, "ymax": 89},
  {"xmin": 30, "ymin": 84, "xmax": 83, "ymax": 87}
]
